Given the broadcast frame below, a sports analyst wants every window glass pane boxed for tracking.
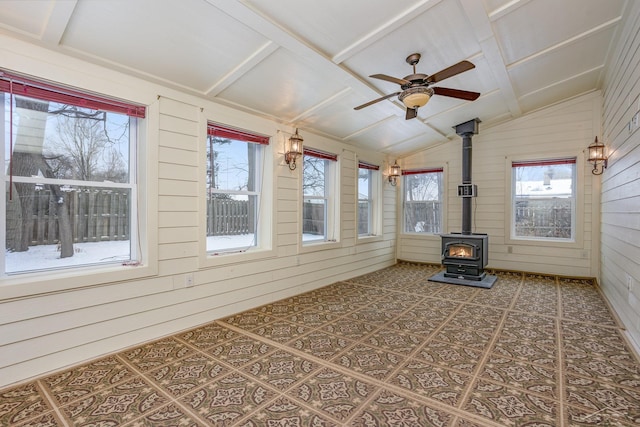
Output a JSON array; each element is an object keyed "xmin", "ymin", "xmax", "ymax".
[
  {"xmin": 206, "ymin": 131, "xmax": 262, "ymax": 253},
  {"xmin": 303, "ymin": 198, "xmax": 326, "ymax": 241},
  {"xmin": 513, "ymin": 161, "xmax": 575, "ymax": 239},
  {"xmin": 6, "ymin": 97, "xmax": 131, "ymax": 183},
  {"xmin": 303, "ymin": 155, "xmax": 326, "ymax": 197},
  {"xmin": 5, "ymin": 183, "xmax": 132, "ymax": 273},
  {"xmin": 3, "ymin": 90, "xmax": 137, "ymax": 275},
  {"xmin": 358, "ymin": 168, "xmax": 372, "ymax": 235},
  {"xmin": 206, "ymin": 194, "xmax": 258, "ymax": 251},
  {"xmin": 358, "ymin": 168, "xmax": 370, "ymax": 199},
  {"xmin": 403, "ymin": 172, "xmax": 443, "ymax": 233},
  {"xmin": 302, "ymin": 154, "xmax": 330, "ymax": 243},
  {"xmin": 208, "ymin": 137, "xmax": 255, "ymax": 191}
]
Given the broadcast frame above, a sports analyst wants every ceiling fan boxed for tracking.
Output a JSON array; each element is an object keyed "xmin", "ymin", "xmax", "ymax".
[{"xmin": 354, "ymin": 53, "xmax": 481, "ymax": 120}]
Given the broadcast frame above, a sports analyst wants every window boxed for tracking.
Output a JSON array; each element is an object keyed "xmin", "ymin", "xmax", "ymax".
[
  {"xmin": 206, "ymin": 123, "xmax": 268, "ymax": 254},
  {"xmin": 403, "ymin": 168, "xmax": 444, "ymax": 234},
  {"xmin": 357, "ymin": 160, "xmax": 380, "ymax": 236},
  {"xmin": 512, "ymin": 157, "xmax": 576, "ymax": 240},
  {"xmin": 302, "ymin": 147, "xmax": 337, "ymax": 244},
  {"xmin": 1, "ymin": 70, "xmax": 144, "ymax": 275}
]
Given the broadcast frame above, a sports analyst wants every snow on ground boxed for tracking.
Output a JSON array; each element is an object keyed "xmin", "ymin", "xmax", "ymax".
[
  {"xmin": 6, "ymin": 233, "xmax": 328, "ymax": 273},
  {"xmin": 5, "ymin": 240, "xmax": 131, "ymax": 273}
]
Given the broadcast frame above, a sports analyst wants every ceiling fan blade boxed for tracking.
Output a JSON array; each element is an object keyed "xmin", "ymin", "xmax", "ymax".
[
  {"xmin": 405, "ymin": 107, "xmax": 418, "ymax": 120},
  {"xmin": 426, "ymin": 60, "xmax": 475, "ymax": 84},
  {"xmin": 433, "ymin": 86, "xmax": 480, "ymax": 101},
  {"xmin": 370, "ymin": 74, "xmax": 411, "ymax": 86},
  {"xmin": 354, "ymin": 92, "xmax": 400, "ymax": 110}
]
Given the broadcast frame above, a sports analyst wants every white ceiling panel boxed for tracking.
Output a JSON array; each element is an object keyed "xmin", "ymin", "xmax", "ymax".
[
  {"xmin": 245, "ymin": 0, "xmax": 420, "ymax": 59},
  {"xmin": 385, "ymin": 132, "xmax": 447, "ymax": 155},
  {"xmin": 217, "ymin": 48, "xmax": 346, "ymax": 120},
  {"xmin": 347, "ymin": 116, "xmax": 434, "ymax": 152},
  {"xmin": 492, "ymin": 0, "xmax": 624, "ymax": 65},
  {"xmin": 298, "ymin": 93, "xmax": 396, "ymax": 140},
  {"xmin": 482, "ymin": 0, "xmax": 521, "ymax": 15},
  {"xmin": 0, "ymin": 0, "xmax": 626, "ymax": 158},
  {"xmin": 344, "ymin": 0, "xmax": 482, "ymax": 85},
  {"xmin": 0, "ymin": 0, "xmax": 54, "ymax": 37},
  {"xmin": 62, "ymin": 0, "xmax": 268, "ymax": 92},
  {"xmin": 518, "ymin": 70, "xmax": 600, "ymax": 113},
  {"xmin": 426, "ymin": 91, "xmax": 511, "ymax": 135},
  {"xmin": 509, "ymin": 26, "xmax": 615, "ymax": 97}
]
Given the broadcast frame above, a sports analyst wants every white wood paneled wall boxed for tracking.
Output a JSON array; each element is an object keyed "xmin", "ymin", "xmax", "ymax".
[
  {"xmin": 600, "ymin": 0, "xmax": 640, "ymax": 352},
  {"xmin": 398, "ymin": 92, "xmax": 601, "ymax": 278},
  {"xmin": 0, "ymin": 38, "xmax": 396, "ymax": 388}
]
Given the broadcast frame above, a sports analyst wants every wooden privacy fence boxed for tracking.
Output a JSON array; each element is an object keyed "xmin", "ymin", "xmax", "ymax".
[
  {"xmin": 303, "ymin": 202, "xmax": 325, "ymax": 236},
  {"xmin": 514, "ymin": 198, "xmax": 572, "ymax": 238},
  {"xmin": 27, "ymin": 188, "xmax": 129, "ymax": 246},
  {"xmin": 207, "ymin": 198, "xmax": 253, "ymax": 236},
  {"xmin": 404, "ymin": 201, "xmax": 441, "ymax": 233},
  {"xmin": 22, "ymin": 193, "xmax": 256, "ymax": 246}
]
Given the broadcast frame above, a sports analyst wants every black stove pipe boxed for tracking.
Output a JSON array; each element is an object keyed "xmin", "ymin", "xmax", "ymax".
[{"xmin": 454, "ymin": 119, "xmax": 481, "ymax": 236}]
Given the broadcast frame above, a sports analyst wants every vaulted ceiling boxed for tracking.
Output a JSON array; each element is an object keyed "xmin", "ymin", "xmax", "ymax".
[{"xmin": 0, "ymin": 0, "xmax": 626, "ymax": 156}]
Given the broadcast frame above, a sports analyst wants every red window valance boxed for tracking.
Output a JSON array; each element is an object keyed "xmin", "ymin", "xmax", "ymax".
[
  {"xmin": 304, "ymin": 147, "xmax": 337, "ymax": 161},
  {"xmin": 402, "ymin": 167, "xmax": 443, "ymax": 175},
  {"xmin": 0, "ymin": 69, "xmax": 146, "ymax": 118},
  {"xmin": 207, "ymin": 122, "xmax": 270, "ymax": 145},
  {"xmin": 358, "ymin": 161, "xmax": 380, "ymax": 170},
  {"xmin": 512, "ymin": 158, "xmax": 576, "ymax": 168}
]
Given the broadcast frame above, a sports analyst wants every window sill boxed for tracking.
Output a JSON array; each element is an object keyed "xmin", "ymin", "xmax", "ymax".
[
  {"xmin": 0, "ymin": 262, "xmax": 158, "ymax": 300},
  {"xmin": 505, "ymin": 236, "xmax": 580, "ymax": 249},
  {"xmin": 400, "ymin": 232, "xmax": 441, "ymax": 239},
  {"xmin": 299, "ymin": 240, "xmax": 341, "ymax": 254},
  {"xmin": 357, "ymin": 234, "xmax": 383, "ymax": 244},
  {"xmin": 201, "ymin": 247, "xmax": 277, "ymax": 268}
]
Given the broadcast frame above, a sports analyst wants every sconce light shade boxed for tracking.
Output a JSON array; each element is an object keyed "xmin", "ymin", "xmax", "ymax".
[
  {"xmin": 388, "ymin": 160, "xmax": 401, "ymax": 186},
  {"xmin": 588, "ymin": 136, "xmax": 607, "ymax": 175},
  {"xmin": 285, "ymin": 128, "xmax": 303, "ymax": 170}
]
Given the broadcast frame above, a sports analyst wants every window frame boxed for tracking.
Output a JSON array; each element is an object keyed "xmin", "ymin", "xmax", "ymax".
[
  {"xmin": 0, "ymin": 69, "xmax": 157, "ymax": 298},
  {"xmin": 300, "ymin": 147, "xmax": 340, "ymax": 251},
  {"xmin": 401, "ymin": 167, "xmax": 445, "ymax": 235},
  {"xmin": 199, "ymin": 120, "xmax": 275, "ymax": 267},
  {"xmin": 357, "ymin": 159, "xmax": 381, "ymax": 241},
  {"xmin": 205, "ymin": 122, "xmax": 267, "ymax": 255},
  {"xmin": 505, "ymin": 152, "xmax": 584, "ymax": 248}
]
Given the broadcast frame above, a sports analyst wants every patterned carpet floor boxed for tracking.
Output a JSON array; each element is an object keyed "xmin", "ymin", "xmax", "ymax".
[{"xmin": 2, "ymin": 262, "xmax": 640, "ymax": 426}]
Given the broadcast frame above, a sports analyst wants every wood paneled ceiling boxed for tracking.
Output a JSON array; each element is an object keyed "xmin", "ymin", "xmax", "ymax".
[{"xmin": 0, "ymin": 0, "xmax": 626, "ymax": 156}]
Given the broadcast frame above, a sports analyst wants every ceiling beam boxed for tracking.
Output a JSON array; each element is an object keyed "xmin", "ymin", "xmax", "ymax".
[
  {"xmin": 331, "ymin": 0, "xmax": 442, "ymax": 65},
  {"xmin": 507, "ymin": 17, "xmax": 622, "ymax": 70},
  {"xmin": 208, "ymin": 0, "xmax": 437, "ymax": 137},
  {"xmin": 289, "ymin": 87, "xmax": 352, "ymax": 124},
  {"xmin": 459, "ymin": 0, "xmax": 522, "ymax": 118},
  {"xmin": 40, "ymin": 0, "xmax": 77, "ymax": 46},
  {"xmin": 206, "ymin": 41, "xmax": 278, "ymax": 96}
]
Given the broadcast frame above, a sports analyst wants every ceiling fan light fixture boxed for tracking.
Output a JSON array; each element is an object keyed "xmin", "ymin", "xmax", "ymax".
[{"xmin": 399, "ymin": 86, "xmax": 434, "ymax": 109}]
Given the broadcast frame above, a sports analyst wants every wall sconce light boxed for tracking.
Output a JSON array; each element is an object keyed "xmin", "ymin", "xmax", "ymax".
[
  {"xmin": 588, "ymin": 136, "xmax": 607, "ymax": 175},
  {"xmin": 285, "ymin": 128, "xmax": 303, "ymax": 170},
  {"xmin": 388, "ymin": 160, "xmax": 401, "ymax": 186}
]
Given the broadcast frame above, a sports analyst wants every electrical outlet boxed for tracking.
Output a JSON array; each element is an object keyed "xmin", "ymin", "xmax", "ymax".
[
  {"xmin": 627, "ymin": 274, "xmax": 633, "ymax": 291},
  {"xmin": 507, "ymin": 246, "xmax": 513, "ymax": 254},
  {"xmin": 185, "ymin": 273, "xmax": 194, "ymax": 287}
]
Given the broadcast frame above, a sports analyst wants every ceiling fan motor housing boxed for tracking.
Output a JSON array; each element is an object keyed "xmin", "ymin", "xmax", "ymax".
[{"xmin": 399, "ymin": 86, "xmax": 434, "ymax": 108}]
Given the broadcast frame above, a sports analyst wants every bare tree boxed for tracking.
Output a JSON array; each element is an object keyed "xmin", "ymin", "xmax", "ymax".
[
  {"xmin": 7, "ymin": 101, "xmax": 127, "ymax": 258},
  {"xmin": 7, "ymin": 98, "xmax": 75, "ymax": 257}
]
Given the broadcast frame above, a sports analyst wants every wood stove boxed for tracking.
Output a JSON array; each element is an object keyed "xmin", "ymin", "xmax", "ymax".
[
  {"xmin": 441, "ymin": 233, "xmax": 488, "ymax": 281},
  {"xmin": 429, "ymin": 118, "xmax": 496, "ymax": 288}
]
